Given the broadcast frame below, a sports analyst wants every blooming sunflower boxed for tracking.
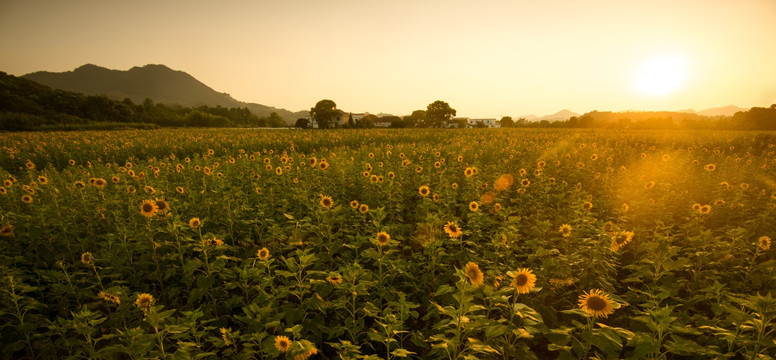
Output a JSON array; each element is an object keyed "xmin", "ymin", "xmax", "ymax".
[
  {"xmin": 37, "ymin": 176, "xmax": 48, "ymax": 185},
  {"xmin": 0, "ymin": 224, "xmax": 13, "ymax": 237},
  {"xmin": 140, "ymin": 200, "xmax": 157, "ymax": 218},
  {"xmin": 583, "ymin": 201, "xmax": 593, "ymax": 211},
  {"xmin": 154, "ymin": 199, "xmax": 170, "ymax": 214},
  {"xmin": 418, "ymin": 185, "xmax": 430, "ymax": 197},
  {"xmin": 80, "ymin": 252, "xmax": 93, "ymax": 265},
  {"xmin": 21, "ymin": 195, "xmax": 33, "ymax": 204},
  {"xmin": 578, "ymin": 289, "xmax": 615, "ymax": 318},
  {"xmin": 376, "ymin": 232, "xmax": 390, "ymax": 246},
  {"xmin": 189, "ymin": 217, "xmax": 201, "ymax": 228},
  {"xmin": 510, "ymin": 268, "xmax": 537, "ymax": 294},
  {"xmin": 275, "ymin": 335, "xmax": 293, "ymax": 352},
  {"xmin": 559, "ymin": 224, "xmax": 572, "ymax": 237},
  {"xmin": 469, "ymin": 201, "xmax": 479, "ymax": 212},
  {"xmin": 350, "ymin": 200, "xmax": 359, "ymax": 209},
  {"xmin": 135, "ymin": 293, "xmax": 154, "ymax": 310},
  {"xmin": 464, "ymin": 262, "xmax": 484, "ymax": 286},
  {"xmin": 699, "ymin": 205, "xmax": 711, "ymax": 215},
  {"xmin": 704, "ymin": 163, "xmax": 716, "ymax": 171},
  {"xmin": 257, "ymin": 247, "xmax": 270, "ymax": 260},
  {"xmin": 521, "ymin": 178, "xmax": 530, "ymax": 187},
  {"xmin": 444, "ymin": 222, "xmax": 463, "ymax": 238},
  {"xmin": 610, "ymin": 231, "xmax": 635, "ymax": 252},
  {"xmin": 0, "ymin": 187, "xmax": 5, "ymax": 195},
  {"xmin": 359, "ymin": 204, "xmax": 369, "ymax": 214},
  {"xmin": 759, "ymin": 236, "xmax": 771, "ymax": 251},
  {"xmin": 326, "ymin": 275, "xmax": 343, "ymax": 285},
  {"xmin": 319, "ymin": 195, "xmax": 333, "ymax": 209}
]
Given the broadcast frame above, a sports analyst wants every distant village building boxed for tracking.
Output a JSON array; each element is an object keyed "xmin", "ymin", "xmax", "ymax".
[
  {"xmin": 447, "ymin": 117, "xmax": 501, "ymax": 128},
  {"xmin": 468, "ymin": 118, "xmax": 500, "ymax": 128}
]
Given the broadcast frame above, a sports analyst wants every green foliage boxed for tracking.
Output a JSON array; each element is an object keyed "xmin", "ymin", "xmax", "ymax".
[{"xmin": 0, "ymin": 128, "xmax": 774, "ymax": 358}]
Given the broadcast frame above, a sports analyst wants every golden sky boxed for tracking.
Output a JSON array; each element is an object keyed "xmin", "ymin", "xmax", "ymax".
[{"xmin": 1, "ymin": 0, "xmax": 775, "ymax": 118}]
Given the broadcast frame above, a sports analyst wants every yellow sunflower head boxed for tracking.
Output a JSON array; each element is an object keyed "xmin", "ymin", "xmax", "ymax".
[
  {"xmin": 257, "ymin": 247, "xmax": 270, "ymax": 260},
  {"xmin": 510, "ymin": 268, "xmax": 537, "ymax": 294},
  {"xmin": 444, "ymin": 222, "xmax": 462, "ymax": 238},
  {"xmin": 464, "ymin": 262, "xmax": 483, "ymax": 287},
  {"xmin": 319, "ymin": 195, "xmax": 333, "ymax": 209},
  {"xmin": 376, "ymin": 232, "xmax": 391, "ymax": 246},
  {"xmin": 578, "ymin": 289, "xmax": 615, "ymax": 319}
]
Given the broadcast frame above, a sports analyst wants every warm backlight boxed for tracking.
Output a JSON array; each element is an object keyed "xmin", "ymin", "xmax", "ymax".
[{"xmin": 635, "ymin": 55, "xmax": 687, "ymax": 96}]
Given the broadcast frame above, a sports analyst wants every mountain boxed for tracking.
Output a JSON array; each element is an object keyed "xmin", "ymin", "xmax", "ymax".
[
  {"xmin": 23, "ymin": 64, "xmax": 306, "ymax": 124},
  {"xmin": 697, "ymin": 105, "xmax": 748, "ymax": 117},
  {"xmin": 517, "ymin": 109, "xmax": 579, "ymax": 122}
]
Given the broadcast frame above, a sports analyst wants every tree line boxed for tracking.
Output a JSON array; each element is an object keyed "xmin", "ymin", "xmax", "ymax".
[{"xmin": 0, "ymin": 72, "xmax": 288, "ymax": 131}]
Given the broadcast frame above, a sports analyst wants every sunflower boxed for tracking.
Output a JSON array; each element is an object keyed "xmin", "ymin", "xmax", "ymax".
[
  {"xmin": 583, "ymin": 201, "xmax": 593, "ymax": 211},
  {"xmin": 691, "ymin": 203, "xmax": 701, "ymax": 211},
  {"xmin": 432, "ymin": 193, "xmax": 440, "ymax": 202},
  {"xmin": 93, "ymin": 178, "xmax": 106, "ymax": 188},
  {"xmin": 578, "ymin": 289, "xmax": 615, "ymax": 319},
  {"xmin": 140, "ymin": 200, "xmax": 158, "ymax": 218},
  {"xmin": 326, "ymin": 274, "xmax": 343, "ymax": 285},
  {"xmin": 620, "ymin": 203, "xmax": 629, "ymax": 213},
  {"xmin": 699, "ymin": 205, "xmax": 711, "ymax": 215},
  {"xmin": 319, "ymin": 161, "xmax": 329, "ymax": 171},
  {"xmin": 444, "ymin": 222, "xmax": 463, "ymax": 238},
  {"xmin": 350, "ymin": 200, "xmax": 359, "ymax": 209},
  {"xmin": 610, "ymin": 231, "xmax": 635, "ymax": 251},
  {"xmin": 0, "ymin": 224, "xmax": 13, "ymax": 237},
  {"xmin": 464, "ymin": 167, "xmax": 474, "ymax": 177},
  {"xmin": 319, "ymin": 195, "xmax": 333, "ymax": 209},
  {"xmin": 275, "ymin": 167, "xmax": 283, "ymax": 175},
  {"xmin": 21, "ymin": 195, "xmax": 33, "ymax": 204},
  {"xmin": 559, "ymin": 224, "xmax": 572, "ymax": 237},
  {"xmin": 510, "ymin": 268, "xmax": 537, "ymax": 294},
  {"xmin": 521, "ymin": 178, "xmax": 530, "ymax": 187},
  {"xmin": 81, "ymin": 252, "xmax": 93, "ymax": 265},
  {"xmin": 257, "ymin": 247, "xmax": 270, "ymax": 260},
  {"xmin": 3, "ymin": 179, "xmax": 12, "ymax": 188},
  {"xmin": 359, "ymin": 204, "xmax": 369, "ymax": 214},
  {"xmin": 468, "ymin": 201, "xmax": 479, "ymax": 212},
  {"xmin": 644, "ymin": 181, "xmax": 655, "ymax": 189},
  {"xmin": 494, "ymin": 202, "xmax": 502, "ymax": 212},
  {"xmin": 135, "ymin": 293, "xmax": 154, "ymax": 310},
  {"xmin": 189, "ymin": 217, "xmax": 201, "ymax": 228},
  {"xmin": 376, "ymin": 232, "xmax": 390, "ymax": 246},
  {"xmin": 0, "ymin": 187, "xmax": 5, "ymax": 195},
  {"xmin": 176, "ymin": 186, "xmax": 185, "ymax": 194},
  {"xmin": 37, "ymin": 176, "xmax": 48, "ymax": 185},
  {"xmin": 154, "ymin": 199, "xmax": 170, "ymax": 214},
  {"xmin": 388, "ymin": 171, "xmax": 395, "ymax": 179},
  {"xmin": 464, "ymin": 262, "xmax": 484, "ymax": 286},
  {"xmin": 759, "ymin": 236, "xmax": 771, "ymax": 251},
  {"xmin": 275, "ymin": 335, "xmax": 292, "ymax": 352},
  {"xmin": 418, "ymin": 185, "xmax": 430, "ymax": 197},
  {"xmin": 98, "ymin": 291, "xmax": 121, "ymax": 305},
  {"xmin": 451, "ymin": 183, "xmax": 459, "ymax": 190},
  {"xmin": 704, "ymin": 163, "xmax": 716, "ymax": 171}
]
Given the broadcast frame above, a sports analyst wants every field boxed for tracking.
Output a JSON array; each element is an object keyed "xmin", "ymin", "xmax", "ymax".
[{"xmin": 0, "ymin": 128, "xmax": 774, "ymax": 359}]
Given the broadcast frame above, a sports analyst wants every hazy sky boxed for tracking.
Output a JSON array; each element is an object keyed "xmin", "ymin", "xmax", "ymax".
[{"xmin": 2, "ymin": 0, "xmax": 775, "ymax": 118}]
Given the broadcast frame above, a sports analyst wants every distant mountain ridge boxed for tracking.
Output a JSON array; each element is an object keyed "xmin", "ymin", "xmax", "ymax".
[{"xmin": 23, "ymin": 64, "xmax": 307, "ymax": 124}]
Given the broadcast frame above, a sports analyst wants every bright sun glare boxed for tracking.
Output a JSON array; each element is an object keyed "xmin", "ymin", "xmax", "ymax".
[{"xmin": 636, "ymin": 55, "xmax": 688, "ymax": 96}]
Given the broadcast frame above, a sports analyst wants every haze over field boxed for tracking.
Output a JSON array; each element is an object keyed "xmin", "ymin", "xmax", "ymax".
[{"xmin": 2, "ymin": 0, "xmax": 775, "ymax": 118}]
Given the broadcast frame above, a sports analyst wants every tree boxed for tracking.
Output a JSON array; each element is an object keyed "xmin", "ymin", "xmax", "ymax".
[
  {"xmin": 500, "ymin": 116, "xmax": 513, "ymax": 127},
  {"xmin": 310, "ymin": 99, "xmax": 337, "ymax": 129},
  {"xmin": 295, "ymin": 118, "xmax": 309, "ymax": 128},
  {"xmin": 403, "ymin": 110, "xmax": 426, "ymax": 128},
  {"xmin": 426, "ymin": 100, "xmax": 456, "ymax": 128}
]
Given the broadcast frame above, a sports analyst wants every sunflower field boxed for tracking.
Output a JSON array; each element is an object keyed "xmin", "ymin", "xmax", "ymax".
[{"xmin": 0, "ymin": 128, "xmax": 774, "ymax": 359}]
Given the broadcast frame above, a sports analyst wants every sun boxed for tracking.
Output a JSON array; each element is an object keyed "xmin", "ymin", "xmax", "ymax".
[{"xmin": 635, "ymin": 55, "xmax": 687, "ymax": 96}]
